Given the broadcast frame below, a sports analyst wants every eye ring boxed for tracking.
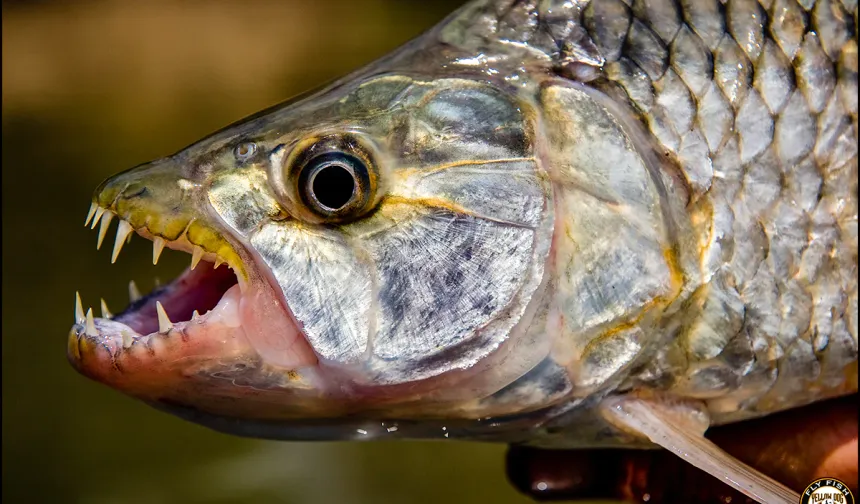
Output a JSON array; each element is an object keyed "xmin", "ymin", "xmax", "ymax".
[
  {"xmin": 234, "ymin": 142, "xmax": 257, "ymax": 161},
  {"xmin": 297, "ymin": 152, "xmax": 370, "ymax": 217},
  {"xmin": 271, "ymin": 134, "xmax": 379, "ymax": 223}
]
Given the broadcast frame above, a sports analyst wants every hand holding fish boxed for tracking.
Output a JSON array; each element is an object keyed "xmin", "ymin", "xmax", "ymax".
[{"xmin": 508, "ymin": 394, "xmax": 858, "ymax": 502}]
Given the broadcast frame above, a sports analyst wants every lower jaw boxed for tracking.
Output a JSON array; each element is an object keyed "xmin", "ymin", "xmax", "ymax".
[{"xmin": 68, "ymin": 259, "xmax": 319, "ymax": 392}]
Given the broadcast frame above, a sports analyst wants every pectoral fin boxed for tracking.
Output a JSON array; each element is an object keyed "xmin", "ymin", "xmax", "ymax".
[{"xmin": 600, "ymin": 395, "xmax": 800, "ymax": 504}]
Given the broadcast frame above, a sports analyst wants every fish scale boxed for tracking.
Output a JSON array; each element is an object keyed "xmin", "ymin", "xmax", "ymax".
[{"xmin": 439, "ymin": 0, "xmax": 858, "ymax": 425}]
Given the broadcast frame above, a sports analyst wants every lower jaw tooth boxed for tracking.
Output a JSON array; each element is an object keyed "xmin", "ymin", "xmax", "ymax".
[
  {"xmin": 121, "ymin": 331, "xmax": 134, "ymax": 349},
  {"xmin": 100, "ymin": 298, "xmax": 113, "ymax": 319},
  {"xmin": 75, "ymin": 292, "xmax": 85, "ymax": 324},
  {"xmin": 156, "ymin": 301, "xmax": 173, "ymax": 333},
  {"xmin": 85, "ymin": 308, "xmax": 98, "ymax": 337},
  {"xmin": 128, "ymin": 281, "xmax": 142, "ymax": 303}
]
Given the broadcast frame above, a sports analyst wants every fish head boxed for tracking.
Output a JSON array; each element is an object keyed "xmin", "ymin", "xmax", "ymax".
[{"xmin": 69, "ymin": 74, "xmax": 558, "ymax": 437}]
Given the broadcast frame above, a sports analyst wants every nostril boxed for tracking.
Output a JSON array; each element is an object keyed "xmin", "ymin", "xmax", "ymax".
[{"xmin": 124, "ymin": 186, "xmax": 148, "ymax": 199}]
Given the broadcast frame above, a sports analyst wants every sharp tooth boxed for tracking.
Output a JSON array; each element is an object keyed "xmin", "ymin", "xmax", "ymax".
[
  {"xmin": 191, "ymin": 310, "xmax": 200, "ymax": 320},
  {"xmin": 100, "ymin": 298, "xmax": 113, "ymax": 319},
  {"xmin": 75, "ymin": 291, "xmax": 85, "ymax": 324},
  {"xmin": 96, "ymin": 210, "xmax": 114, "ymax": 250},
  {"xmin": 91, "ymin": 207, "xmax": 106, "ymax": 230},
  {"xmin": 84, "ymin": 202, "xmax": 97, "ymax": 227},
  {"xmin": 111, "ymin": 220, "xmax": 134, "ymax": 263},
  {"xmin": 154, "ymin": 276, "xmax": 162, "ymax": 287},
  {"xmin": 121, "ymin": 330, "xmax": 134, "ymax": 349},
  {"xmin": 214, "ymin": 256, "xmax": 224, "ymax": 269},
  {"xmin": 128, "ymin": 280, "xmax": 142, "ymax": 302},
  {"xmin": 152, "ymin": 237, "xmax": 166, "ymax": 265},
  {"xmin": 85, "ymin": 308, "xmax": 98, "ymax": 337},
  {"xmin": 190, "ymin": 245, "xmax": 204, "ymax": 270},
  {"xmin": 156, "ymin": 301, "xmax": 172, "ymax": 334}
]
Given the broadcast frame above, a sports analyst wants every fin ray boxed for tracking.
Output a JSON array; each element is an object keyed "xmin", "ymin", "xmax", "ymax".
[{"xmin": 601, "ymin": 395, "xmax": 800, "ymax": 504}]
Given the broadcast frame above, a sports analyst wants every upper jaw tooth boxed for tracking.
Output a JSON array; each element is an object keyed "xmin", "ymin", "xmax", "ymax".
[
  {"xmin": 190, "ymin": 245, "xmax": 204, "ymax": 270},
  {"xmin": 111, "ymin": 220, "xmax": 134, "ymax": 263},
  {"xmin": 90, "ymin": 207, "xmax": 106, "ymax": 230},
  {"xmin": 84, "ymin": 202, "xmax": 97, "ymax": 227},
  {"xmin": 152, "ymin": 237, "xmax": 166, "ymax": 265},
  {"xmin": 96, "ymin": 210, "xmax": 115, "ymax": 250},
  {"xmin": 86, "ymin": 205, "xmax": 234, "ymax": 271}
]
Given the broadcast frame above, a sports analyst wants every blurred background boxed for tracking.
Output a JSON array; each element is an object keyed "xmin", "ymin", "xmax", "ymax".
[{"xmin": 0, "ymin": 0, "xmax": 552, "ymax": 502}]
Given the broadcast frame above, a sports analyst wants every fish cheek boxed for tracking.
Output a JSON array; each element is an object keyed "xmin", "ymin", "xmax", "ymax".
[
  {"xmin": 249, "ymin": 221, "xmax": 373, "ymax": 366},
  {"xmin": 359, "ymin": 204, "xmax": 540, "ymax": 384}
]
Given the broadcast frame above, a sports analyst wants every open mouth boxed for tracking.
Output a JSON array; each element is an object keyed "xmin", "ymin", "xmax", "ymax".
[{"xmin": 75, "ymin": 202, "xmax": 242, "ymax": 352}]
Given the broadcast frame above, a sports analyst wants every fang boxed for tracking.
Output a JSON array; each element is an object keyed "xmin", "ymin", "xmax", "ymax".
[
  {"xmin": 190, "ymin": 245, "xmax": 204, "ymax": 270},
  {"xmin": 85, "ymin": 308, "xmax": 97, "ymax": 337},
  {"xmin": 156, "ymin": 301, "xmax": 173, "ymax": 334},
  {"xmin": 75, "ymin": 292, "xmax": 84, "ymax": 324},
  {"xmin": 152, "ymin": 237, "xmax": 166, "ymax": 265},
  {"xmin": 111, "ymin": 220, "xmax": 134, "ymax": 263}
]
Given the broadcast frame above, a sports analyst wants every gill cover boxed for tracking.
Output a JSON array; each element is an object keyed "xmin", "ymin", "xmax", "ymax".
[{"xmin": 206, "ymin": 75, "xmax": 554, "ymax": 384}]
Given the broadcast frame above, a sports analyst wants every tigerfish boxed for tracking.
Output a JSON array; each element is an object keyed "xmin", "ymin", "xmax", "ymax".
[{"xmin": 68, "ymin": 0, "xmax": 858, "ymax": 501}]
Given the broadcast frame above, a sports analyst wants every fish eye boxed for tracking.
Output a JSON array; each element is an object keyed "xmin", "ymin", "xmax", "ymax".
[
  {"xmin": 272, "ymin": 134, "xmax": 379, "ymax": 222},
  {"xmin": 298, "ymin": 152, "xmax": 369, "ymax": 215},
  {"xmin": 234, "ymin": 142, "xmax": 257, "ymax": 161}
]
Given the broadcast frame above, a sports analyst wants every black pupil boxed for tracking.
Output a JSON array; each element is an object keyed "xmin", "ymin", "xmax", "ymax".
[{"xmin": 312, "ymin": 164, "xmax": 355, "ymax": 210}]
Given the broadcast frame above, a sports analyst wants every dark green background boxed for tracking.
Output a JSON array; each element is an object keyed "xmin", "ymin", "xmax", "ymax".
[{"xmin": 0, "ymin": 1, "xmax": 543, "ymax": 503}]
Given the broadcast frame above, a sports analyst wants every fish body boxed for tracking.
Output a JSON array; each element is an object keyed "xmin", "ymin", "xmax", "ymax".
[{"xmin": 69, "ymin": 0, "xmax": 857, "ymax": 499}]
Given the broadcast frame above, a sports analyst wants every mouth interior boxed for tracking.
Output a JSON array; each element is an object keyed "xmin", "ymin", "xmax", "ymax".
[{"xmin": 115, "ymin": 261, "xmax": 239, "ymax": 335}]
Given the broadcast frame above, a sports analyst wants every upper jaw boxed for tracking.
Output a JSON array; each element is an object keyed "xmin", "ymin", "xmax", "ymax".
[
  {"xmin": 69, "ymin": 157, "xmax": 267, "ymax": 376},
  {"xmin": 85, "ymin": 157, "xmax": 245, "ymax": 277},
  {"xmin": 69, "ymin": 157, "xmax": 324, "ymax": 404}
]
